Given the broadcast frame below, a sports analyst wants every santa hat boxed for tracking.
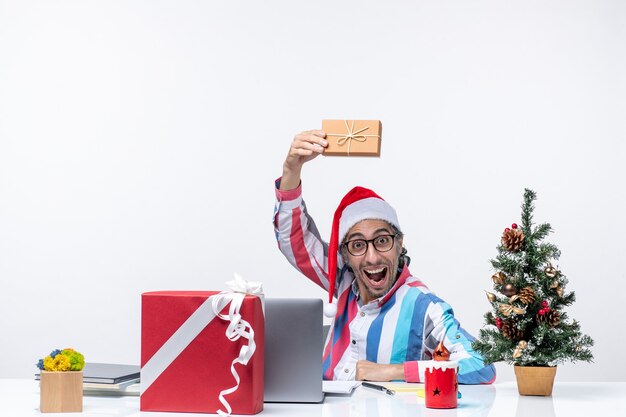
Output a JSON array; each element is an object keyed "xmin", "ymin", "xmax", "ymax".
[{"xmin": 325, "ymin": 186, "xmax": 401, "ymax": 317}]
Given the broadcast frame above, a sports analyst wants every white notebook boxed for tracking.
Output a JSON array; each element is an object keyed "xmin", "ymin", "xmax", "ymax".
[{"xmin": 322, "ymin": 381, "xmax": 360, "ymax": 394}]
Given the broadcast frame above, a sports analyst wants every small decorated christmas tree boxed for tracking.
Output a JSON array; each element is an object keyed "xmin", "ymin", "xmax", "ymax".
[{"xmin": 472, "ymin": 189, "xmax": 593, "ymax": 376}]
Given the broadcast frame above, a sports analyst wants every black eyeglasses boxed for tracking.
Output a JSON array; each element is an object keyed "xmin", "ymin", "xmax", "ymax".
[{"xmin": 343, "ymin": 234, "xmax": 398, "ymax": 256}]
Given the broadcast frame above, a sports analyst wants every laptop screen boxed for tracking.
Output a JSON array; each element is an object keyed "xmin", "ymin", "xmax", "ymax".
[{"xmin": 264, "ymin": 298, "xmax": 324, "ymax": 403}]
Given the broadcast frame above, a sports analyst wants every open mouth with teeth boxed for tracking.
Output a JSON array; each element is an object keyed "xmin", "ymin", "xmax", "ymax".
[{"xmin": 362, "ymin": 266, "xmax": 389, "ymax": 288}]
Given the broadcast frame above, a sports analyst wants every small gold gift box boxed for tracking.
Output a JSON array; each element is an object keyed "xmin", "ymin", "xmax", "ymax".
[{"xmin": 322, "ymin": 120, "xmax": 382, "ymax": 156}]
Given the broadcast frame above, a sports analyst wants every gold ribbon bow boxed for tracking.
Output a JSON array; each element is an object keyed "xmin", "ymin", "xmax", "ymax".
[
  {"xmin": 325, "ymin": 120, "xmax": 380, "ymax": 155},
  {"xmin": 499, "ymin": 303, "xmax": 526, "ymax": 317}
]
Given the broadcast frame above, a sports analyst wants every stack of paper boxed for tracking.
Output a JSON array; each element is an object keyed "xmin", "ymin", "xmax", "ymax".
[{"xmin": 83, "ymin": 379, "xmax": 140, "ymax": 397}]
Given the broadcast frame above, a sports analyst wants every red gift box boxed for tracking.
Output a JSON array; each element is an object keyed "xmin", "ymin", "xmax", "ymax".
[{"xmin": 140, "ymin": 291, "xmax": 264, "ymax": 414}]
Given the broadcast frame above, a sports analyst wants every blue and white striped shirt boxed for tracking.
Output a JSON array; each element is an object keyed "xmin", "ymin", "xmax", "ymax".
[{"xmin": 273, "ymin": 181, "xmax": 495, "ymax": 384}]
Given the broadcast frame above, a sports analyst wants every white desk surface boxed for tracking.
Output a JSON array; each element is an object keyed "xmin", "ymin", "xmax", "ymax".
[{"xmin": 1, "ymin": 379, "xmax": 624, "ymax": 417}]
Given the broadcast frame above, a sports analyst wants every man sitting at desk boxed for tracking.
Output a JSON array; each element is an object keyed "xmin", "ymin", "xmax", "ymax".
[{"xmin": 273, "ymin": 130, "xmax": 496, "ymax": 384}]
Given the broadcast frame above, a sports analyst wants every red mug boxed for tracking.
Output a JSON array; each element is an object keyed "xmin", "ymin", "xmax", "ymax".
[{"xmin": 424, "ymin": 360, "xmax": 458, "ymax": 409}]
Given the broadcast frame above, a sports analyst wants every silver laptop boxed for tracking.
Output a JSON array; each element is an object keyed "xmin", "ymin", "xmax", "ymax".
[{"xmin": 264, "ymin": 298, "xmax": 324, "ymax": 403}]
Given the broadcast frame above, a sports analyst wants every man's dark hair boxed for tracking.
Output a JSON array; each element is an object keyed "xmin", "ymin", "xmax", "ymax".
[{"xmin": 391, "ymin": 224, "xmax": 411, "ymax": 269}]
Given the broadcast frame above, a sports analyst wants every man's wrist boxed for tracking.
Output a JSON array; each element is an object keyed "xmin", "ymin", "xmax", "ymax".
[
  {"xmin": 282, "ymin": 162, "xmax": 302, "ymax": 176},
  {"xmin": 280, "ymin": 164, "xmax": 302, "ymax": 191},
  {"xmin": 387, "ymin": 363, "xmax": 405, "ymax": 381}
]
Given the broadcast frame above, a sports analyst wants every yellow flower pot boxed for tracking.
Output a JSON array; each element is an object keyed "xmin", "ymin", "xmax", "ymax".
[
  {"xmin": 40, "ymin": 371, "xmax": 83, "ymax": 413},
  {"xmin": 513, "ymin": 365, "xmax": 557, "ymax": 396}
]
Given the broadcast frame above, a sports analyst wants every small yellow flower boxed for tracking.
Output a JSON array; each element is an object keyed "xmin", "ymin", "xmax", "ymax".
[
  {"xmin": 43, "ymin": 356, "xmax": 54, "ymax": 371},
  {"xmin": 48, "ymin": 354, "xmax": 71, "ymax": 371}
]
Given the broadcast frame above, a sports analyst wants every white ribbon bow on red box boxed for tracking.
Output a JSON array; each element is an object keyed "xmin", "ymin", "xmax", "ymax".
[{"xmin": 211, "ymin": 274, "xmax": 264, "ymax": 416}]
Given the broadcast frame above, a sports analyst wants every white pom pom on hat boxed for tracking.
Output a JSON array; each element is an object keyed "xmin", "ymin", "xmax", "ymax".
[
  {"xmin": 325, "ymin": 186, "xmax": 401, "ymax": 317},
  {"xmin": 323, "ymin": 302, "xmax": 337, "ymax": 318}
]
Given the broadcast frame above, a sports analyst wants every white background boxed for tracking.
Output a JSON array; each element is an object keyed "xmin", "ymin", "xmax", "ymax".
[{"xmin": 1, "ymin": 1, "xmax": 624, "ymax": 382}]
